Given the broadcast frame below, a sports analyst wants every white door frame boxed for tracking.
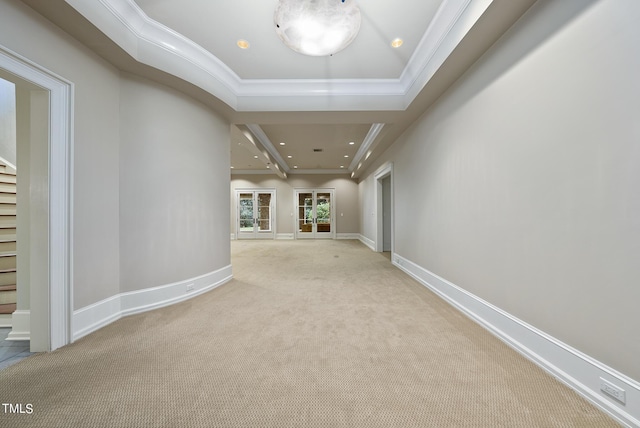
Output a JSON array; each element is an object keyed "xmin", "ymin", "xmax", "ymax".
[
  {"xmin": 235, "ymin": 189, "xmax": 276, "ymax": 239},
  {"xmin": 0, "ymin": 45, "xmax": 73, "ymax": 352},
  {"xmin": 294, "ymin": 188, "xmax": 335, "ymax": 239},
  {"xmin": 375, "ymin": 163, "xmax": 393, "ymax": 253}
]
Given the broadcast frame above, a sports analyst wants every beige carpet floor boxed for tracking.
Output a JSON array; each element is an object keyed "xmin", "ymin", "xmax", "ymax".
[{"xmin": 0, "ymin": 240, "xmax": 618, "ymax": 427}]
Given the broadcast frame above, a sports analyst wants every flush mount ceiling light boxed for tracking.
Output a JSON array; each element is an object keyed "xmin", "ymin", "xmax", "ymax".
[{"xmin": 274, "ymin": 0, "xmax": 361, "ymax": 56}]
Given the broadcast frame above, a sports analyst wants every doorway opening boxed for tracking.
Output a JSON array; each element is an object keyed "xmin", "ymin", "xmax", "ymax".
[
  {"xmin": 375, "ymin": 163, "xmax": 393, "ymax": 255},
  {"xmin": 235, "ymin": 189, "xmax": 276, "ymax": 240},
  {"xmin": 0, "ymin": 45, "xmax": 72, "ymax": 352},
  {"xmin": 295, "ymin": 189, "xmax": 335, "ymax": 239}
]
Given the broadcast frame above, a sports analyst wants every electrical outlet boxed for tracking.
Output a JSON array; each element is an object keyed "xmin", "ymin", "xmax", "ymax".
[
  {"xmin": 600, "ymin": 377, "xmax": 626, "ymax": 404},
  {"xmin": 186, "ymin": 283, "xmax": 194, "ymax": 293}
]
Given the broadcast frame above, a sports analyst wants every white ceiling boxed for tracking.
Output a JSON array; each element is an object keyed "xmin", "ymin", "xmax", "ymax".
[
  {"xmin": 24, "ymin": 0, "xmax": 537, "ymax": 178},
  {"xmin": 134, "ymin": 0, "xmax": 443, "ymax": 80}
]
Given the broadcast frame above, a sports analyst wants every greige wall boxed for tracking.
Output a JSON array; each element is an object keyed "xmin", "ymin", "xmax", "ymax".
[
  {"xmin": 0, "ymin": 0, "xmax": 121, "ymax": 309},
  {"xmin": 0, "ymin": 0, "xmax": 231, "ymax": 309},
  {"xmin": 360, "ymin": 0, "xmax": 640, "ymax": 381},
  {"xmin": 231, "ymin": 174, "xmax": 359, "ymax": 236},
  {"xmin": 120, "ymin": 73, "xmax": 230, "ymax": 292}
]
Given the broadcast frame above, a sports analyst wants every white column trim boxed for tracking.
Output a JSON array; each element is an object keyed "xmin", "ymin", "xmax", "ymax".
[{"xmin": 6, "ymin": 310, "xmax": 31, "ymax": 341}]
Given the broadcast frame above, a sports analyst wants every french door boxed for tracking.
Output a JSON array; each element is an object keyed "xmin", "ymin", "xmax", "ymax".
[
  {"xmin": 295, "ymin": 189, "xmax": 334, "ymax": 239},
  {"xmin": 236, "ymin": 190, "xmax": 275, "ymax": 239}
]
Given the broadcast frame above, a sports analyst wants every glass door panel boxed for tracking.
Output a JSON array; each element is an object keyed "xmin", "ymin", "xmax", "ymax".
[
  {"xmin": 316, "ymin": 192, "xmax": 331, "ymax": 235},
  {"xmin": 257, "ymin": 192, "xmax": 272, "ymax": 232},
  {"xmin": 238, "ymin": 193, "xmax": 255, "ymax": 234},
  {"xmin": 297, "ymin": 192, "xmax": 313, "ymax": 237}
]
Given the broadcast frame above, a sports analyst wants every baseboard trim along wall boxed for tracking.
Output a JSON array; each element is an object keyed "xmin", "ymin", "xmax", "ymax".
[
  {"xmin": 6, "ymin": 310, "xmax": 31, "ymax": 341},
  {"xmin": 73, "ymin": 265, "xmax": 233, "ymax": 342},
  {"xmin": 393, "ymin": 253, "xmax": 640, "ymax": 428},
  {"xmin": 336, "ymin": 233, "xmax": 360, "ymax": 240},
  {"xmin": 358, "ymin": 234, "xmax": 376, "ymax": 251},
  {"xmin": 276, "ymin": 233, "xmax": 294, "ymax": 240}
]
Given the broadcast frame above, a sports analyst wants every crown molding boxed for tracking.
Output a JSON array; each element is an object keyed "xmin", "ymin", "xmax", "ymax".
[
  {"xmin": 288, "ymin": 169, "xmax": 351, "ymax": 175},
  {"xmin": 245, "ymin": 124, "xmax": 290, "ymax": 174},
  {"xmin": 64, "ymin": 0, "xmax": 493, "ymax": 112},
  {"xmin": 349, "ymin": 123, "xmax": 385, "ymax": 172}
]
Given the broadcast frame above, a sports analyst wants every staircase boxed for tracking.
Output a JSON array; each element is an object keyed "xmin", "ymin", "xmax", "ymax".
[{"xmin": 0, "ymin": 161, "xmax": 16, "ymax": 319}]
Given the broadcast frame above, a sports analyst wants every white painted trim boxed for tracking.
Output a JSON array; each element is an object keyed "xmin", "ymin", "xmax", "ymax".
[
  {"xmin": 276, "ymin": 233, "xmax": 294, "ymax": 240},
  {"xmin": 230, "ymin": 233, "xmax": 236, "ymax": 240},
  {"xmin": 349, "ymin": 123, "xmax": 385, "ymax": 172},
  {"xmin": 231, "ymin": 169, "xmax": 279, "ymax": 175},
  {"xmin": 0, "ymin": 45, "xmax": 73, "ymax": 352},
  {"xmin": 245, "ymin": 124, "xmax": 290, "ymax": 174},
  {"xmin": 63, "ymin": 0, "xmax": 495, "ymax": 112},
  {"xmin": 73, "ymin": 265, "xmax": 232, "ymax": 341},
  {"xmin": 393, "ymin": 253, "xmax": 640, "ymax": 428},
  {"xmin": 0, "ymin": 155, "xmax": 16, "ymax": 171},
  {"xmin": 6, "ymin": 310, "xmax": 30, "ymax": 341},
  {"xmin": 288, "ymin": 169, "xmax": 351, "ymax": 175},
  {"xmin": 358, "ymin": 234, "xmax": 376, "ymax": 251},
  {"xmin": 336, "ymin": 233, "xmax": 360, "ymax": 240},
  {"xmin": 374, "ymin": 162, "xmax": 394, "ymax": 253}
]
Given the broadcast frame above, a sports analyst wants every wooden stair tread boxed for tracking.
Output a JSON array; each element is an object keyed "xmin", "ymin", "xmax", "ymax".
[
  {"xmin": 0, "ymin": 284, "xmax": 16, "ymax": 292},
  {"xmin": 0, "ymin": 303, "xmax": 16, "ymax": 314},
  {"xmin": 0, "ymin": 268, "xmax": 16, "ymax": 274}
]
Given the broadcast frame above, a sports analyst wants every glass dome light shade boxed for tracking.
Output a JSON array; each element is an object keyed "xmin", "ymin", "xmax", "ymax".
[{"xmin": 274, "ymin": 0, "xmax": 361, "ymax": 57}]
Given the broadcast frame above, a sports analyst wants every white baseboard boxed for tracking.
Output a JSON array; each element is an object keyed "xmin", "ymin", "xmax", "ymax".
[
  {"xmin": 393, "ymin": 253, "xmax": 640, "ymax": 428},
  {"xmin": 276, "ymin": 233, "xmax": 294, "ymax": 240},
  {"xmin": 5, "ymin": 310, "xmax": 30, "ymax": 341},
  {"xmin": 336, "ymin": 233, "xmax": 360, "ymax": 240},
  {"xmin": 358, "ymin": 234, "xmax": 376, "ymax": 251},
  {"xmin": 73, "ymin": 265, "xmax": 233, "ymax": 342}
]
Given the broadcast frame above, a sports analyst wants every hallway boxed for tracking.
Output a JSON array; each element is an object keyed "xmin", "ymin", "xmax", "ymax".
[{"xmin": 0, "ymin": 240, "xmax": 616, "ymax": 427}]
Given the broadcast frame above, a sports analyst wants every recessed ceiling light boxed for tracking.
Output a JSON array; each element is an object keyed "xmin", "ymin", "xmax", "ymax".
[
  {"xmin": 294, "ymin": 165, "xmax": 298, "ymax": 169},
  {"xmin": 287, "ymin": 155, "xmax": 293, "ymax": 158},
  {"xmin": 391, "ymin": 38, "xmax": 403, "ymax": 48},
  {"xmin": 253, "ymin": 155, "xmax": 258, "ymax": 159},
  {"xmin": 279, "ymin": 142, "xmax": 286, "ymax": 146},
  {"xmin": 344, "ymin": 155, "xmax": 349, "ymax": 158},
  {"xmin": 237, "ymin": 39, "xmax": 250, "ymax": 49},
  {"xmin": 340, "ymin": 165, "xmax": 344, "ymax": 168},
  {"xmin": 230, "ymin": 166, "xmax": 234, "ymax": 169},
  {"xmin": 349, "ymin": 141, "xmax": 355, "ymax": 145}
]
